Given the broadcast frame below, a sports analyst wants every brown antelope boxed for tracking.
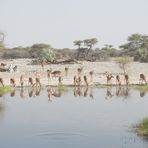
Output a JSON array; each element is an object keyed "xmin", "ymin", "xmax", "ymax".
[
  {"xmin": 89, "ymin": 70, "xmax": 94, "ymax": 83},
  {"xmin": 74, "ymin": 75, "xmax": 77, "ymax": 86},
  {"xmin": 124, "ymin": 74, "xmax": 129, "ymax": 85},
  {"xmin": 65, "ymin": 67, "xmax": 69, "ymax": 76},
  {"xmin": 10, "ymin": 78, "xmax": 16, "ymax": 87},
  {"xmin": 0, "ymin": 78, "xmax": 4, "ymax": 87},
  {"xmin": 78, "ymin": 76, "xmax": 82, "ymax": 87},
  {"xmin": 13, "ymin": 65, "xmax": 18, "ymax": 72},
  {"xmin": 58, "ymin": 76, "xmax": 63, "ymax": 85},
  {"xmin": 84, "ymin": 75, "xmax": 88, "ymax": 88},
  {"xmin": 52, "ymin": 71, "xmax": 62, "ymax": 78},
  {"xmin": 34, "ymin": 71, "xmax": 40, "ymax": 79},
  {"xmin": 77, "ymin": 67, "xmax": 83, "ymax": 76},
  {"xmin": 20, "ymin": 75, "xmax": 25, "ymax": 88},
  {"xmin": 73, "ymin": 75, "xmax": 82, "ymax": 87},
  {"xmin": 139, "ymin": 74, "xmax": 147, "ymax": 84},
  {"xmin": 41, "ymin": 61, "xmax": 45, "ymax": 72},
  {"xmin": 28, "ymin": 77, "xmax": 34, "ymax": 87},
  {"xmin": 47, "ymin": 69, "xmax": 52, "ymax": 83},
  {"xmin": 116, "ymin": 75, "xmax": 121, "ymax": 85},
  {"xmin": 105, "ymin": 72, "xmax": 114, "ymax": 85},
  {"xmin": 34, "ymin": 77, "xmax": 42, "ymax": 87},
  {"xmin": 0, "ymin": 63, "xmax": 6, "ymax": 68},
  {"xmin": 47, "ymin": 69, "xmax": 52, "ymax": 84}
]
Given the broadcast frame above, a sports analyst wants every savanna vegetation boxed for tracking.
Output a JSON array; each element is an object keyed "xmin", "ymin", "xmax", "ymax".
[
  {"xmin": 134, "ymin": 117, "xmax": 148, "ymax": 137},
  {"xmin": 0, "ymin": 86, "xmax": 14, "ymax": 95},
  {"xmin": 132, "ymin": 85, "xmax": 148, "ymax": 92},
  {"xmin": 1, "ymin": 31, "xmax": 148, "ymax": 63}
]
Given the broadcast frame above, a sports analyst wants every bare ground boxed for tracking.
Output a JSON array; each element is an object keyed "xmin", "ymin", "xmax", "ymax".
[{"xmin": 0, "ymin": 58, "xmax": 148, "ymax": 87}]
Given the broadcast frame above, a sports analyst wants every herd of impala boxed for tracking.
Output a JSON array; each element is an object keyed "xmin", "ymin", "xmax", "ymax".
[{"xmin": 0, "ymin": 62, "xmax": 148, "ymax": 88}]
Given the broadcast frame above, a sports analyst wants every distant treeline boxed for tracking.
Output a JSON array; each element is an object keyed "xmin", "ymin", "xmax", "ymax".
[{"xmin": 0, "ymin": 33, "xmax": 148, "ymax": 62}]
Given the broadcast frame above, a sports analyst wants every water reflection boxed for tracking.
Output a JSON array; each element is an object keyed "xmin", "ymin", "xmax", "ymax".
[
  {"xmin": 10, "ymin": 89, "xmax": 16, "ymax": 97},
  {"xmin": 35, "ymin": 87, "xmax": 41, "ymax": 96},
  {"xmin": 28, "ymin": 87, "xmax": 36, "ymax": 97},
  {"xmin": 115, "ymin": 86, "xmax": 130, "ymax": 99},
  {"xmin": 46, "ymin": 87, "xmax": 66, "ymax": 102},
  {"xmin": 0, "ymin": 100, "xmax": 5, "ymax": 123},
  {"xmin": 105, "ymin": 87, "xmax": 113, "ymax": 99},
  {"xmin": 4, "ymin": 86, "xmax": 147, "ymax": 101},
  {"xmin": 89, "ymin": 87, "xmax": 94, "ymax": 99},
  {"xmin": 73, "ymin": 86, "xmax": 94, "ymax": 99},
  {"xmin": 140, "ymin": 91, "xmax": 146, "ymax": 97},
  {"xmin": 83, "ymin": 87, "xmax": 88, "ymax": 97},
  {"xmin": 0, "ymin": 93, "xmax": 3, "ymax": 98},
  {"xmin": 1, "ymin": 86, "xmax": 148, "ymax": 148},
  {"xmin": 74, "ymin": 87, "xmax": 83, "ymax": 97}
]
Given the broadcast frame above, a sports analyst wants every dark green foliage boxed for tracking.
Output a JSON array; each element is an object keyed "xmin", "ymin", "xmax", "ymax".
[
  {"xmin": 134, "ymin": 117, "xmax": 148, "ymax": 137},
  {"xmin": 120, "ymin": 33, "xmax": 148, "ymax": 62},
  {"xmin": 1, "ymin": 33, "xmax": 148, "ymax": 62}
]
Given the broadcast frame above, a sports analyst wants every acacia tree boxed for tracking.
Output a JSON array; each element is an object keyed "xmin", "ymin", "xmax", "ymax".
[
  {"xmin": 120, "ymin": 34, "xmax": 143, "ymax": 50},
  {"xmin": 101, "ymin": 44, "xmax": 117, "ymax": 57},
  {"xmin": 83, "ymin": 38, "xmax": 98, "ymax": 49},
  {"xmin": 73, "ymin": 40, "xmax": 83, "ymax": 49},
  {"xmin": 114, "ymin": 56, "xmax": 132, "ymax": 75},
  {"xmin": 83, "ymin": 38, "xmax": 98, "ymax": 54},
  {"xmin": 29, "ymin": 43, "xmax": 55, "ymax": 62},
  {"xmin": 119, "ymin": 33, "xmax": 148, "ymax": 62}
]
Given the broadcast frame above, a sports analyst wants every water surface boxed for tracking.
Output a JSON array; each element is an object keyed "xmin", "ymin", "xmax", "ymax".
[{"xmin": 0, "ymin": 87, "xmax": 148, "ymax": 148}]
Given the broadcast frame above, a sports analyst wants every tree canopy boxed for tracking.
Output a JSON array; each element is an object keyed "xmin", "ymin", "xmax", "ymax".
[
  {"xmin": 120, "ymin": 33, "xmax": 148, "ymax": 62},
  {"xmin": 0, "ymin": 31, "xmax": 5, "ymax": 49}
]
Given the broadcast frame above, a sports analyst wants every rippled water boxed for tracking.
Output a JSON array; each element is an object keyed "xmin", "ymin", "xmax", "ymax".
[{"xmin": 0, "ymin": 86, "xmax": 148, "ymax": 148}]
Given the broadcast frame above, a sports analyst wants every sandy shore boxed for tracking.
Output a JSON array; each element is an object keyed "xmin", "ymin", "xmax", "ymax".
[{"xmin": 0, "ymin": 58, "xmax": 148, "ymax": 87}]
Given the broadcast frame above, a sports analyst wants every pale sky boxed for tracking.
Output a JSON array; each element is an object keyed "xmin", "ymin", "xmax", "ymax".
[{"xmin": 0, "ymin": 0, "xmax": 148, "ymax": 49}]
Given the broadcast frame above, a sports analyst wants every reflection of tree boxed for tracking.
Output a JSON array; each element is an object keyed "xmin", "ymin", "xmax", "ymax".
[
  {"xmin": 52, "ymin": 90, "xmax": 62, "ymax": 97},
  {"xmin": 140, "ymin": 91, "xmax": 146, "ymax": 97},
  {"xmin": 10, "ymin": 89, "xmax": 16, "ymax": 97},
  {"xmin": 0, "ymin": 101, "xmax": 5, "ymax": 123},
  {"xmin": 0, "ymin": 93, "xmax": 3, "ymax": 98}
]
